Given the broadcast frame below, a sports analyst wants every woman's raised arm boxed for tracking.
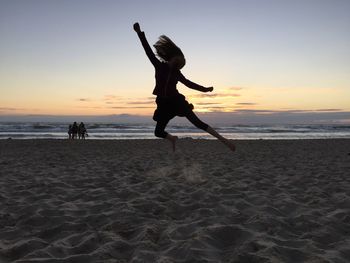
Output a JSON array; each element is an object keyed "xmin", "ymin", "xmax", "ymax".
[{"xmin": 133, "ymin": 23, "xmax": 160, "ymax": 67}]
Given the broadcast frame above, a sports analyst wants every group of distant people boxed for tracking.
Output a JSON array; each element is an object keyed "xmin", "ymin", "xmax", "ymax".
[{"xmin": 68, "ymin": 122, "xmax": 88, "ymax": 140}]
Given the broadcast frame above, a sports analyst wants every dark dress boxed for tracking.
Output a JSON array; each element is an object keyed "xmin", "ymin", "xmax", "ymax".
[{"xmin": 136, "ymin": 31, "xmax": 208, "ymax": 138}]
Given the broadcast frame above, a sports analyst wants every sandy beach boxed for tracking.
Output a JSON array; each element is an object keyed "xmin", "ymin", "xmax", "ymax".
[{"xmin": 0, "ymin": 139, "xmax": 349, "ymax": 262}]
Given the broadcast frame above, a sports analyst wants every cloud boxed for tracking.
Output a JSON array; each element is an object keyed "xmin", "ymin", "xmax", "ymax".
[
  {"xmin": 204, "ymin": 106, "xmax": 229, "ymax": 112},
  {"xmin": 0, "ymin": 107, "xmax": 22, "ymax": 111},
  {"xmin": 227, "ymin": 86, "xmax": 244, "ymax": 91},
  {"xmin": 195, "ymin": 102, "xmax": 222, "ymax": 106},
  {"xmin": 76, "ymin": 106, "xmax": 102, "ymax": 109},
  {"xmin": 227, "ymin": 109, "xmax": 348, "ymax": 115},
  {"xmin": 234, "ymin": 109, "xmax": 278, "ymax": 114},
  {"xmin": 0, "ymin": 107, "xmax": 31, "ymax": 112},
  {"xmin": 126, "ymin": 99, "xmax": 155, "ymax": 105},
  {"xmin": 103, "ymin": 95, "xmax": 155, "ymax": 106},
  {"xmin": 103, "ymin": 95, "xmax": 121, "ymax": 101},
  {"xmin": 236, "ymin": 102, "xmax": 257, "ymax": 106},
  {"xmin": 190, "ymin": 93, "xmax": 241, "ymax": 99},
  {"xmin": 281, "ymin": 109, "xmax": 345, "ymax": 114},
  {"xmin": 109, "ymin": 106, "xmax": 153, "ymax": 109},
  {"xmin": 314, "ymin": 109, "xmax": 343, "ymax": 112},
  {"xmin": 77, "ymin": 98, "xmax": 91, "ymax": 102}
]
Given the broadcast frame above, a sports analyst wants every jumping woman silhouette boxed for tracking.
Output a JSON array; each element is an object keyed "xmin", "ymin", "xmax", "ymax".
[{"xmin": 134, "ymin": 22, "xmax": 235, "ymax": 152}]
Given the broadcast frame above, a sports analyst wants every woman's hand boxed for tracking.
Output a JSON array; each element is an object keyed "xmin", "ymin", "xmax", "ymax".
[
  {"xmin": 205, "ymin": 87, "xmax": 214, "ymax": 92},
  {"xmin": 133, "ymin": 22, "xmax": 141, "ymax": 33}
]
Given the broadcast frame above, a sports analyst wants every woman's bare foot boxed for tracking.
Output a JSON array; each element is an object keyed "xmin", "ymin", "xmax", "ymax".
[
  {"xmin": 206, "ymin": 126, "xmax": 235, "ymax": 152},
  {"xmin": 223, "ymin": 139, "xmax": 236, "ymax": 151}
]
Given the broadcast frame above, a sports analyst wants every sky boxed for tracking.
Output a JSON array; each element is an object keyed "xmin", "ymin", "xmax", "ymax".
[{"xmin": 0, "ymin": 0, "xmax": 349, "ymax": 124}]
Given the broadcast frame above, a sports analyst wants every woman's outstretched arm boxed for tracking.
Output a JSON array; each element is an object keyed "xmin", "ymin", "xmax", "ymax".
[
  {"xmin": 133, "ymin": 22, "xmax": 160, "ymax": 67},
  {"xmin": 178, "ymin": 72, "xmax": 213, "ymax": 93}
]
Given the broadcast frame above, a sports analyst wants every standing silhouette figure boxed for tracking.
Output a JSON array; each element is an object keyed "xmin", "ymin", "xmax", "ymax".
[
  {"xmin": 133, "ymin": 22, "xmax": 235, "ymax": 152},
  {"xmin": 71, "ymin": 122, "xmax": 78, "ymax": 140}
]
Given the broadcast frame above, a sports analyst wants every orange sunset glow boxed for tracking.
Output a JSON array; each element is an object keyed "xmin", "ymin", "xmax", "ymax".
[{"xmin": 1, "ymin": 0, "xmax": 349, "ymax": 124}]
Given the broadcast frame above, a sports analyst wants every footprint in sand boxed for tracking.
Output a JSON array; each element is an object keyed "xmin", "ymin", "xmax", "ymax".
[
  {"xmin": 147, "ymin": 151, "xmax": 207, "ymax": 184},
  {"xmin": 181, "ymin": 163, "xmax": 207, "ymax": 183}
]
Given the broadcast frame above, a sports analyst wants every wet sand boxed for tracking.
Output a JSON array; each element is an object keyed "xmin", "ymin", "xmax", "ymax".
[{"xmin": 0, "ymin": 139, "xmax": 350, "ymax": 262}]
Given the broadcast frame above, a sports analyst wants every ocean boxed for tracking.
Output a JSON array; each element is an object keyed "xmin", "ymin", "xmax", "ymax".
[{"xmin": 1, "ymin": 122, "xmax": 350, "ymax": 140}]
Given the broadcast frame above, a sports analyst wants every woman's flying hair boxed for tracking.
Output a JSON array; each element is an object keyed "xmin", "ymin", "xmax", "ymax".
[{"xmin": 153, "ymin": 35, "xmax": 185, "ymax": 62}]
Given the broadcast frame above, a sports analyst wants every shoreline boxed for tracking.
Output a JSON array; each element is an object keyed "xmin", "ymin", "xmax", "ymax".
[{"xmin": 2, "ymin": 137, "xmax": 350, "ymax": 141}]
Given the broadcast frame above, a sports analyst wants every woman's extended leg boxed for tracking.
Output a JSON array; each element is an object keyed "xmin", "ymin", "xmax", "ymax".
[
  {"xmin": 185, "ymin": 111, "xmax": 235, "ymax": 151},
  {"xmin": 155, "ymin": 119, "xmax": 178, "ymax": 151}
]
